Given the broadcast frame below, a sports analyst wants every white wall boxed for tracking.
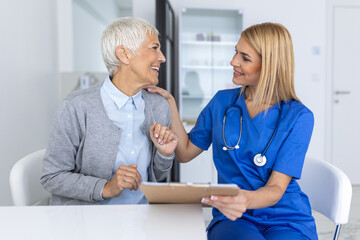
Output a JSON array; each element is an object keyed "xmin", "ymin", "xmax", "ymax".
[
  {"xmin": 58, "ymin": 0, "xmax": 133, "ymax": 73},
  {"xmin": 0, "ymin": 0, "xmax": 329, "ymax": 205},
  {"xmin": 72, "ymin": 0, "xmax": 120, "ymax": 72},
  {"xmin": 134, "ymin": 0, "xmax": 328, "ymax": 161},
  {"xmin": 0, "ymin": 0, "xmax": 58, "ymax": 205},
  {"xmin": 133, "ymin": 0, "xmax": 155, "ymax": 24}
]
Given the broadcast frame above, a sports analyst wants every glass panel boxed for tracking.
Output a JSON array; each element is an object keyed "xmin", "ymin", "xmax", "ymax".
[
  {"xmin": 180, "ymin": 8, "xmax": 243, "ymax": 124},
  {"xmin": 72, "ymin": 0, "xmax": 133, "ymax": 72}
]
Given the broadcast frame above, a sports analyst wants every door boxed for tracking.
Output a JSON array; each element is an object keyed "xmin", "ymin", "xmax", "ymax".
[
  {"xmin": 156, "ymin": 0, "xmax": 177, "ymax": 181},
  {"xmin": 332, "ymin": 6, "xmax": 360, "ymax": 184}
]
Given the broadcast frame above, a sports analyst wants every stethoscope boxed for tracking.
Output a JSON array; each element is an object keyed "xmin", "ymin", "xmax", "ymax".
[{"xmin": 222, "ymin": 93, "xmax": 284, "ymax": 167}]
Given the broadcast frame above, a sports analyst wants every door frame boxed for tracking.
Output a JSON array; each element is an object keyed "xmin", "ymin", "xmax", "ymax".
[{"xmin": 326, "ymin": 0, "xmax": 360, "ymax": 164}]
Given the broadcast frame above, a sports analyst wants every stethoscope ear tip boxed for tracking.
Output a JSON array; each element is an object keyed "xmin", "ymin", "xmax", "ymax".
[{"xmin": 222, "ymin": 145, "xmax": 239, "ymax": 151}]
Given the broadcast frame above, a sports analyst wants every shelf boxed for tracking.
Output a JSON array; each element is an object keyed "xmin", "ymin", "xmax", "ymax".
[
  {"xmin": 182, "ymin": 65, "xmax": 233, "ymax": 70},
  {"xmin": 182, "ymin": 41, "xmax": 236, "ymax": 46},
  {"xmin": 179, "ymin": 7, "xmax": 243, "ymax": 184}
]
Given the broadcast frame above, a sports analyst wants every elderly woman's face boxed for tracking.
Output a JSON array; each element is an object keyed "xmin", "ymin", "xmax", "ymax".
[{"xmin": 129, "ymin": 33, "xmax": 166, "ymax": 87}]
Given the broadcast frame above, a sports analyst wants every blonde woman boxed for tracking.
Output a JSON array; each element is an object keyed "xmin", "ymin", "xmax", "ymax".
[{"xmin": 149, "ymin": 23, "xmax": 317, "ymax": 239}]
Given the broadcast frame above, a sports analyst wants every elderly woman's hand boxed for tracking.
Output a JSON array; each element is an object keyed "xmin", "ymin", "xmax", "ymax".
[
  {"xmin": 102, "ymin": 164, "xmax": 142, "ymax": 199},
  {"xmin": 201, "ymin": 190, "xmax": 248, "ymax": 221},
  {"xmin": 150, "ymin": 122, "xmax": 178, "ymax": 157}
]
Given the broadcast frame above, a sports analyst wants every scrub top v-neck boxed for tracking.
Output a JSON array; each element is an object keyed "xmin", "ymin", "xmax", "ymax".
[{"xmin": 188, "ymin": 87, "xmax": 318, "ymax": 240}]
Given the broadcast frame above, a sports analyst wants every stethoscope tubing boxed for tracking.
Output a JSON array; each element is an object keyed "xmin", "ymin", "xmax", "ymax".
[
  {"xmin": 222, "ymin": 91, "xmax": 284, "ymax": 167},
  {"xmin": 260, "ymin": 101, "xmax": 283, "ymax": 157},
  {"xmin": 222, "ymin": 105, "xmax": 243, "ymax": 151}
]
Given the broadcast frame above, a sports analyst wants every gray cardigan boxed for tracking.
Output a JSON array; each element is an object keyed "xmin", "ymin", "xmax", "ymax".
[{"xmin": 41, "ymin": 83, "xmax": 173, "ymax": 205}]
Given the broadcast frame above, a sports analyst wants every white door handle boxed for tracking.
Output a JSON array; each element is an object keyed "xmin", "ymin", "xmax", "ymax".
[{"xmin": 334, "ymin": 91, "xmax": 351, "ymax": 95}]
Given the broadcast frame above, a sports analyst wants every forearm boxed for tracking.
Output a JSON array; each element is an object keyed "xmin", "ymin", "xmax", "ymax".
[
  {"xmin": 41, "ymin": 168, "xmax": 107, "ymax": 202},
  {"xmin": 245, "ymin": 171, "xmax": 292, "ymax": 209},
  {"xmin": 153, "ymin": 151, "xmax": 174, "ymax": 180},
  {"xmin": 166, "ymin": 96, "xmax": 196, "ymax": 162},
  {"xmin": 244, "ymin": 184, "xmax": 285, "ymax": 209}
]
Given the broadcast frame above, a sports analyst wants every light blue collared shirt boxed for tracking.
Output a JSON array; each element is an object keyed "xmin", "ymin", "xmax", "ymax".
[{"xmin": 100, "ymin": 77, "xmax": 150, "ymax": 204}]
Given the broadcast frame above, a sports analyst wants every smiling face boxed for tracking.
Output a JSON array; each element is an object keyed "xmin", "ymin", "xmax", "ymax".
[
  {"xmin": 128, "ymin": 33, "xmax": 166, "ymax": 87},
  {"xmin": 230, "ymin": 37, "xmax": 262, "ymax": 87}
]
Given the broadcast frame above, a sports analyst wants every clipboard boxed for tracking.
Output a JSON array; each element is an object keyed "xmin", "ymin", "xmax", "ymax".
[{"xmin": 140, "ymin": 182, "xmax": 240, "ymax": 204}]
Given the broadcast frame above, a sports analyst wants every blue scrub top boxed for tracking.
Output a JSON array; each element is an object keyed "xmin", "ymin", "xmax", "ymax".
[{"xmin": 188, "ymin": 88, "xmax": 318, "ymax": 240}]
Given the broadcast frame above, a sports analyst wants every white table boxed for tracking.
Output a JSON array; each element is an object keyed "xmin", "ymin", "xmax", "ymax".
[{"xmin": 0, "ymin": 204, "xmax": 207, "ymax": 240}]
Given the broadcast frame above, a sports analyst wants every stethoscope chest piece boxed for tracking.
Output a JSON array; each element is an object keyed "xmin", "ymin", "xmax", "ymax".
[{"xmin": 253, "ymin": 153, "xmax": 267, "ymax": 167}]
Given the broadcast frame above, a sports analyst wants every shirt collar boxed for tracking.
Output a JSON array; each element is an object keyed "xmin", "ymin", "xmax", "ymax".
[{"xmin": 102, "ymin": 76, "xmax": 142, "ymax": 110}]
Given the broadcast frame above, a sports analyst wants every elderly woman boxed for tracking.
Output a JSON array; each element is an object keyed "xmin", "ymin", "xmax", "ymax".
[{"xmin": 41, "ymin": 17, "xmax": 177, "ymax": 205}]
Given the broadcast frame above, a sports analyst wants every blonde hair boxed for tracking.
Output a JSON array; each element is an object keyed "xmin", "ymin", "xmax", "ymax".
[
  {"xmin": 241, "ymin": 22, "xmax": 299, "ymax": 109},
  {"xmin": 101, "ymin": 17, "xmax": 159, "ymax": 76}
]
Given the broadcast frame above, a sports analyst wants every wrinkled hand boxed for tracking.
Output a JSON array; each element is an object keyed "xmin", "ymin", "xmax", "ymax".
[
  {"xmin": 147, "ymin": 86, "xmax": 173, "ymax": 101},
  {"xmin": 102, "ymin": 164, "xmax": 142, "ymax": 199},
  {"xmin": 201, "ymin": 190, "xmax": 247, "ymax": 221},
  {"xmin": 150, "ymin": 122, "xmax": 178, "ymax": 157}
]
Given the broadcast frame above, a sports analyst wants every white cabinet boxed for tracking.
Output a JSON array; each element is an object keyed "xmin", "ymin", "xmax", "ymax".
[{"xmin": 178, "ymin": 8, "xmax": 243, "ymax": 183}]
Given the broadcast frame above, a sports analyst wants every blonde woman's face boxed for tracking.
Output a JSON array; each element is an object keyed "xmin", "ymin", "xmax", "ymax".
[{"xmin": 230, "ymin": 37, "xmax": 261, "ymax": 86}]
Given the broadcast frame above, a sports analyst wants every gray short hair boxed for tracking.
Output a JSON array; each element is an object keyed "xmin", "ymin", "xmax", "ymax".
[{"xmin": 101, "ymin": 17, "xmax": 159, "ymax": 76}]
